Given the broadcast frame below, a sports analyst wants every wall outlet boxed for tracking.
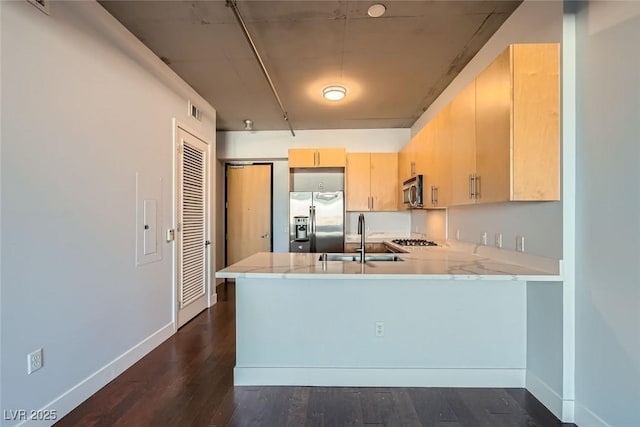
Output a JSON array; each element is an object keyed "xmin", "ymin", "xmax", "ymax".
[
  {"xmin": 494, "ymin": 233, "xmax": 503, "ymax": 248},
  {"xmin": 375, "ymin": 321, "xmax": 384, "ymax": 337},
  {"xmin": 481, "ymin": 232, "xmax": 487, "ymax": 245},
  {"xmin": 516, "ymin": 236, "xmax": 525, "ymax": 252},
  {"xmin": 27, "ymin": 348, "xmax": 43, "ymax": 374},
  {"xmin": 456, "ymin": 229, "xmax": 460, "ymax": 240}
]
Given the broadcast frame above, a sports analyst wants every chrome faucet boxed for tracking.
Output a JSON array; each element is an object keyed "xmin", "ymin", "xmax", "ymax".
[{"xmin": 357, "ymin": 213, "xmax": 366, "ymax": 263}]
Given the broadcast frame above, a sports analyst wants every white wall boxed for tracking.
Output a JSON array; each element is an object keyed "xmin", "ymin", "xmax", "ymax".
[
  {"xmin": 411, "ymin": 210, "xmax": 447, "ymax": 241},
  {"xmin": 345, "ymin": 212, "xmax": 411, "ymax": 235},
  {"xmin": 448, "ymin": 202, "xmax": 563, "ymax": 259},
  {"xmin": 0, "ymin": 2, "xmax": 216, "ymax": 425},
  {"xmin": 272, "ymin": 161, "xmax": 290, "ymax": 252},
  {"xmin": 217, "ymin": 128, "xmax": 410, "ymax": 159},
  {"xmin": 574, "ymin": 2, "xmax": 640, "ymax": 426},
  {"xmin": 215, "ymin": 159, "xmax": 225, "ymax": 283},
  {"xmin": 526, "ymin": 281, "xmax": 564, "ymax": 417}
]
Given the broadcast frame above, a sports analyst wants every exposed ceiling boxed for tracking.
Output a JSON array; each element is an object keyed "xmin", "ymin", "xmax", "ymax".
[{"xmin": 99, "ymin": 1, "xmax": 522, "ymax": 132}]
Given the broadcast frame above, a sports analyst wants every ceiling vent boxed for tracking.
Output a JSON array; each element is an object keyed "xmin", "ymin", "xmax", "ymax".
[{"xmin": 188, "ymin": 100, "xmax": 202, "ymax": 121}]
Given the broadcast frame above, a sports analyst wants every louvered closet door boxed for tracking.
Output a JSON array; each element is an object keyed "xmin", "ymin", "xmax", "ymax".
[{"xmin": 177, "ymin": 128, "xmax": 209, "ymax": 328}]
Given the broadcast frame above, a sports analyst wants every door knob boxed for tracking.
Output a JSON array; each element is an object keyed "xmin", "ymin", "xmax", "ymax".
[{"xmin": 261, "ymin": 233, "xmax": 270, "ymax": 239}]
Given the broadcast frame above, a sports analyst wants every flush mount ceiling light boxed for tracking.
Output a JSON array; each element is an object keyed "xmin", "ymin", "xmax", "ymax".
[
  {"xmin": 367, "ymin": 3, "xmax": 386, "ymax": 18},
  {"xmin": 243, "ymin": 119, "xmax": 253, "ymax": 130},
  {"xmin": 323, "ymin": 86, "xmax": 347, "ymax": 101}
]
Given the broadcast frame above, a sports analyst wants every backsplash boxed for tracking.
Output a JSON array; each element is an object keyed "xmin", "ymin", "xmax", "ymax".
[
  {"xmin": 345, "ymin": 211, "xmax": 411, "ymax": 234},
  {"xmin": 410, "ymin": 209, "xmax": 447, "ymax": 240}
]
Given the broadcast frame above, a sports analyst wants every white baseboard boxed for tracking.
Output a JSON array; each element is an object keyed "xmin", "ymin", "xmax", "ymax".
[
  {"xmin": 576, "ymin": 402, "xmax": 612, "ymax": 427},
  {"xmin": 525, "ymin": 371, "xmax": 564, "ymax": 420},
  {"xmin": 562, "ymin": 400, "xmax": 575, "ymax": 423},
  {"xmin": 234, "ymin": 367, "xmax": 526, "ymax": 388},
  {"xmin": 17, "ymin": 322, "xmax": 175, "ymax": 427}
]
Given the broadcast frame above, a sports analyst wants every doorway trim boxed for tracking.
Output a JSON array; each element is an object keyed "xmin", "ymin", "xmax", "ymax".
[
  {"xmin": 224, "ymin": 162, "xmax": 274, "ymax": 267},
  {"xmin": 172, "ymin": 119, "xmax": 215, "ymax": 332}
]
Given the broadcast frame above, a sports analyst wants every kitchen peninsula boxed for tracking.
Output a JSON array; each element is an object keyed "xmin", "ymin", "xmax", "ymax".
[{"xmin": 216, "ymin": 243, "xmax": 561, "ymax": 388}]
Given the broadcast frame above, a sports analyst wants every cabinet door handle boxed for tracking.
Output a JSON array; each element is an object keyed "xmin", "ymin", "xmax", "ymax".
[
  {"xmin": 316, "ymin": 151, "xmax": 320, "ymax": 166},
  {"xmin": 370, "ymin": 196, "xmax": 374, "ymax": 210},
  {"xmin": 475, "ymin": 175, "xmax": 481, "ymax": 199},
  {"xmin": 469, "ymin": 174, "xmax": 474, "ymax": 199},
  {"xmin": 471, "ymin": 173, "xmax": 478, "ymax": 199},
  {"xmin": 314, "ymin": 151, "xmax": 318, "ymax": 166},
  {"xmin": 434, "ymin": 186, "xmax": 438, "ymax": 205}
]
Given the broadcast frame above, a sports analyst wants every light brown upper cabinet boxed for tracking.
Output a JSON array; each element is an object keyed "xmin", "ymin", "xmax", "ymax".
[
  {"xmin": 449, "ymin": 81, "xmax": 478, "ymax": 206},
  {"xmin": 397, "ymin": 139, "xmax": 416, "ymax": 209},
  {"xmin": 398, "ymin": 141, "xmax": 415, "ymax": 180},
  {"xmin": 288, "ymin": 148, "xmax": 346, "ymax": 168},
  {"xmin": 405, "ymin": 107, "xmax": 451, "ymax": 208},
  {"xmin": 475, "ymin": 43, "xmax": 560, "ymax": 203},
  {"xmin": 423, "ymin": 106, "xmax": 452, "ymax": 208},
  {"xmin": 398, "ymin": 43, "xmax": 559, "ymax": 208},
  {"xmin": 346, "ymin": 153, "xmax": 398, "ymax": 211}
]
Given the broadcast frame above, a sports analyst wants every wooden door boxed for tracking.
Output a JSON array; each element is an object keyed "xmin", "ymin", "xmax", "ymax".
[
  {"xmin": 346, "ymin": 153, "xmax": 371, "ymax": 211},
  {"xmin": 370, "ymin": 153, "xmax": 397, "ymax": 211},
  {"xmin": 176, "ymin": 128, "xmax": 210, "ymax": 328},
  {"xmin": 450, "ymin": 80, "xmax": 477, "ymax": 206},
  {"xmin": 476, "ymin": 47, "xmax": 512, "ymax": 204},
  {"xmin": 226, "ymin": 164, "xmax": 272, "ymax": 265}
]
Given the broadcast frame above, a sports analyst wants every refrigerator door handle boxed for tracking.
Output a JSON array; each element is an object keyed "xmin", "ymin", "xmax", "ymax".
[{"xmin": 309, "ymin": 206, "xmax": 316, "ymax": 251}]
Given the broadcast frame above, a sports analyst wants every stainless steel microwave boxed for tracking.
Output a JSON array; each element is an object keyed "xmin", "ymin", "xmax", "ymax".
[{"xmin": 402, "ymin": 175, "xmax": 423, "ymax": 208}]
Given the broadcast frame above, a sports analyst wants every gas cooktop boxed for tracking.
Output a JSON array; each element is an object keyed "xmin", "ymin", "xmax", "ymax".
[{"xmin": 391, "ymin": 239, "xmax": 438, "ymax": 247}]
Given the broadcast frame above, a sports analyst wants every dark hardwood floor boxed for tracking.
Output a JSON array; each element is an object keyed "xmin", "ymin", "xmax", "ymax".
[{"xmin": 56, "ymin": 283, "xmax": 576, "ymax": 427}]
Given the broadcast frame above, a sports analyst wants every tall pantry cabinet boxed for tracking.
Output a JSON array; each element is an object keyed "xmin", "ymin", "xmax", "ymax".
[{"xmin": 474, "ymin": 43, "xmax": 560, "ymax": 203}]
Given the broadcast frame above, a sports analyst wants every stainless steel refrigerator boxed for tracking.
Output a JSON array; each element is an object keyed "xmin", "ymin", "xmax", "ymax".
[{"xmin": 290, "ymin": 191, "xmax": 344, "ymax": 253}]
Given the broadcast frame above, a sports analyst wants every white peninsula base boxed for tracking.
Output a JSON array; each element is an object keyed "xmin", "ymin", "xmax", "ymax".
[{"xmin": 234, "ymin": 277, "xmax": 527, "ymax": 388}]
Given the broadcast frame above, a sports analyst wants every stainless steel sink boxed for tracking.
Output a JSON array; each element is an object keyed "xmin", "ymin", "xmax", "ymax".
[
  {"xmin": 364, "ymin": 255, "xmax": 404, "ymax": 262},
  {"xmin": 319, "ymin": 253, "xmax": 404, "ymax": 262}
]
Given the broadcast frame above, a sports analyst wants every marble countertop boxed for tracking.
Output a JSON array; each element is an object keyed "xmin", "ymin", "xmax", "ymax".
[{"xmin": 216, "ymin": 241, "xmax": 562, "ymax": 281}]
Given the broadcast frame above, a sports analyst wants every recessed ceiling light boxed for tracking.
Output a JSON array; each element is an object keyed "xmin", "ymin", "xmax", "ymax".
[
  {"xmin": 367, "ymin": 3, "xmax": 386, "ymax": 18},
  {"xmin": 323, "ymin": 86, "xmax": 347, "ymax": 101}
]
